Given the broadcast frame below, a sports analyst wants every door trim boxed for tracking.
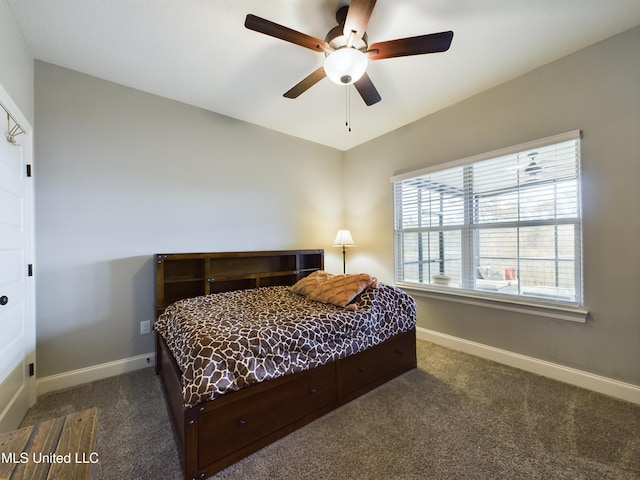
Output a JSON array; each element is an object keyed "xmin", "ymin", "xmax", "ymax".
[{"xmin": 0, "ymin": 81, "xmax": 35, "ymax": 432}]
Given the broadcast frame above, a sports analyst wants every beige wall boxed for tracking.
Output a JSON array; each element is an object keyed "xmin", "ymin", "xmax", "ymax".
[
  {"xmin": 34, "ymin": 62, "xmax": 344, "ymax": 377},
  {"xmin": 345, "ymin": 27, "xmax": 640, "ymax": 386},
  {"xmin": 0, "ymin": 0, "xmax": 33, "ymax": 123}
]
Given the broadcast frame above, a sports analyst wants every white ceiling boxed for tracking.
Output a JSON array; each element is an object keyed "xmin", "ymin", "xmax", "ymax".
[{"xmin": 7, "ymin": 0, "xmax": 640, "ymax": 151}]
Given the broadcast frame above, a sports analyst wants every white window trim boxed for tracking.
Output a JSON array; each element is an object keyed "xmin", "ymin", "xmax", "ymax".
[
  {"xmin": 399, "ymin": 284, "xmax": 588, "ymax": 323},
  {"xmin": 390, "ymin": 130, "xmax": 582, "ymax": 183},
  {"xmin": 391, "ymin": 130, "xmax": 588, "ymax": 323}
]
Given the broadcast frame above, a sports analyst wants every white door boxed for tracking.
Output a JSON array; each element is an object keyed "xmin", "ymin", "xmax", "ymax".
[{"xmin": 0, "ymin": 94, "xmax": 35, "ymax": 433}]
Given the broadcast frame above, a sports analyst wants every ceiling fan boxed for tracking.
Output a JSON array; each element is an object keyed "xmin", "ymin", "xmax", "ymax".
[{"xmin": 244, "ymin": 0, "xmax": 453, "ymax": 106}]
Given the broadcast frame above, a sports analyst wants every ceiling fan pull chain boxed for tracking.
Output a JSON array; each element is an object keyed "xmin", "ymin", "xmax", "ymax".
[{"xmin": 345, "ymin": 85, "xmax": 352, "ymax": 132}]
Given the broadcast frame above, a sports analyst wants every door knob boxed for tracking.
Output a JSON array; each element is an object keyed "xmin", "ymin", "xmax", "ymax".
[{"xmin": 0, "ymin": 296, "xmax": 8, "ymax": 306}]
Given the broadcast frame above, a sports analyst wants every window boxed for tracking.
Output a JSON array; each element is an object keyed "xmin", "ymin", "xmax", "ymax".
[{"xmin": 392, "ymin": 130, "xmax": 583, "ymax": 311}]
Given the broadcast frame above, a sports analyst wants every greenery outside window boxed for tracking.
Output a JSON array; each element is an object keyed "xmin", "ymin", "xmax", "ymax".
[{"xmin": 392, "ymin": 130, "xmax": 584, "ymax": 312}]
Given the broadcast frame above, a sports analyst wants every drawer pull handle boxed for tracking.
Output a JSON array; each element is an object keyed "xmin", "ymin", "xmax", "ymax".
[
  {"xmin": 237, "ymin": 419, "xmax": 246, "ymax": 428},
  {"xmin": 309, "ymin": 387, "xmax": 317, "ymax": 395}
]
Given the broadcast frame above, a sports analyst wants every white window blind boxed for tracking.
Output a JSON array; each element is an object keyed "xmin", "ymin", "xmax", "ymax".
[{"xmin": 392, "ymin": 130, "xmax": 583, "ymax": 309}]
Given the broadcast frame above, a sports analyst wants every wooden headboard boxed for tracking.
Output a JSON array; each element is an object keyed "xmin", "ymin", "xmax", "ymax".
[{"xmin": 154, "ymin": 249, "xmax": 324, "ymax": 319}]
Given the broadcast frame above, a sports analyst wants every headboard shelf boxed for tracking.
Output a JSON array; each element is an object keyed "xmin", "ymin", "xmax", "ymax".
[{"xmin": 154, "ymin": 249, "xmax": 324, "ymax": 318}]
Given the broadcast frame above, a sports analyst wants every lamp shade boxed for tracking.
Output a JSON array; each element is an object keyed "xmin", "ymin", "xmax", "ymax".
[
  {"xmin": 333, "ymin": 230, "xmax": 355, "ymax": 247},
  {"xmin": 324, "ymin": 48, "xmax": 368, "ymax": 85}
]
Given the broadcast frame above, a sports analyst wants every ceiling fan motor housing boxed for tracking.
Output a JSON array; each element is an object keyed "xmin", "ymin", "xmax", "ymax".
[{"xmin": 324, "ymin": 18, "xmax": 368, "ymax": 51}]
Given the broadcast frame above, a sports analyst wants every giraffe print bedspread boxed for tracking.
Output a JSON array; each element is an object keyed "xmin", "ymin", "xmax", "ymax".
[{"xmin": 154, "ymin": 283, "xmax": 416, "ymax": 408}]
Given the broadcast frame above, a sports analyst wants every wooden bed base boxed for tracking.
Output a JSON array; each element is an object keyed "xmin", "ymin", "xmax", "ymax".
[
  {"xmin": 154, "ymin": 250, "xmax": 417, "ymax": 479},
  {"xmin": 156, "ymin": 329, "xmax": 417, "ymax": 480}
]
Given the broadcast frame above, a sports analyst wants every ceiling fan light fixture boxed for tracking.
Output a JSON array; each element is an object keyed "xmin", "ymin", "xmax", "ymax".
[{"xmin": 324, "ymin": 47, "xmax": 367, "ymax": 85}]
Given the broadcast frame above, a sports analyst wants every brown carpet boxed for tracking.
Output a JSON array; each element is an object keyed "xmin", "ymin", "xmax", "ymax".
[{"xmin": 20, "ymin": 340, "xmax": 640, "ymax": 479}]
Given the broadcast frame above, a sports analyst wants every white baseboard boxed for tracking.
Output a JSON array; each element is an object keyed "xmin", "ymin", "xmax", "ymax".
[
  {"xmin": 417, "ymin": 327, "xmax": 640, "ymax": 405},
  {"xmin": 36, "ymin": 353, "xmax": 156, "ymax": 397},
  {"xmin": 35, "ymin": 333, "xmax": 640, "ymax": 405}
]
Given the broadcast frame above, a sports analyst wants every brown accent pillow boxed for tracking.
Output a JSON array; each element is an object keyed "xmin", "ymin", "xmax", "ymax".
[
  {"xmin": 307, "ymin": 273, "xmax": 377, "ymax": 308},
  {"xmin": 290, "ymin": 270, "xmax": 334, "ymax": 296}
]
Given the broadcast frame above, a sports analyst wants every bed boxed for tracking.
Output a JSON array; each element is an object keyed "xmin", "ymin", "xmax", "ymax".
[{"xmin": 154, "ymin": 250, "xmax": 417, "ymax": 480}]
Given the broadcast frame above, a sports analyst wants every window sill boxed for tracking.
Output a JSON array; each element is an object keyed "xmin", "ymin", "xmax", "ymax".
[{"xmin": 397, "ymin": 283, "xmax": 589, "ymax": 323}]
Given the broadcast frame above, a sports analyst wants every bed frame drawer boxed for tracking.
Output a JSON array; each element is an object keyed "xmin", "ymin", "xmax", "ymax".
[
  {"xmin": 159, "ymin": 328, "xmax": 417, "ymax": 479},
  {"xmin": 338, "ymin": 330, "xmax": 417, "ymax": 398},
  {"xmin": 196, "ymin": 363, "xmax": 337, "ymax": 467}
]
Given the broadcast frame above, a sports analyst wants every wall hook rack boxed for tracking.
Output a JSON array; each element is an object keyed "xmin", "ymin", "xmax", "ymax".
[{"xmin": 3, "ymin": 104, "xmax": 25, "ymax": 145}]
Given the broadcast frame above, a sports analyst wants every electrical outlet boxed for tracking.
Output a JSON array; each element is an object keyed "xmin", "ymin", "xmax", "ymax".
[{"xmin": 140, "ymin": 320, "xmax": 151, "ymax": 335}]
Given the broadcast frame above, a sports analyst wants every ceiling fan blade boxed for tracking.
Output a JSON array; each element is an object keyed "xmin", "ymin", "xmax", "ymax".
[
  {"xmin": 343, "ymin": 0, "xmax": 377, "ymax": 41},
  {"xmin": 354, "ymin": 73, "xmax": 381, "ymax": 106},
  {"xmin": 368, "ymin": 31, "xmax": 454, "ymax": 60},
  {"xmin": 245, "ymin": 14, "xmax": 329, "ymax": 52},
  {"xmin": 283, "ymin": 67, "xmax": 327, "ymax": 99}
]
